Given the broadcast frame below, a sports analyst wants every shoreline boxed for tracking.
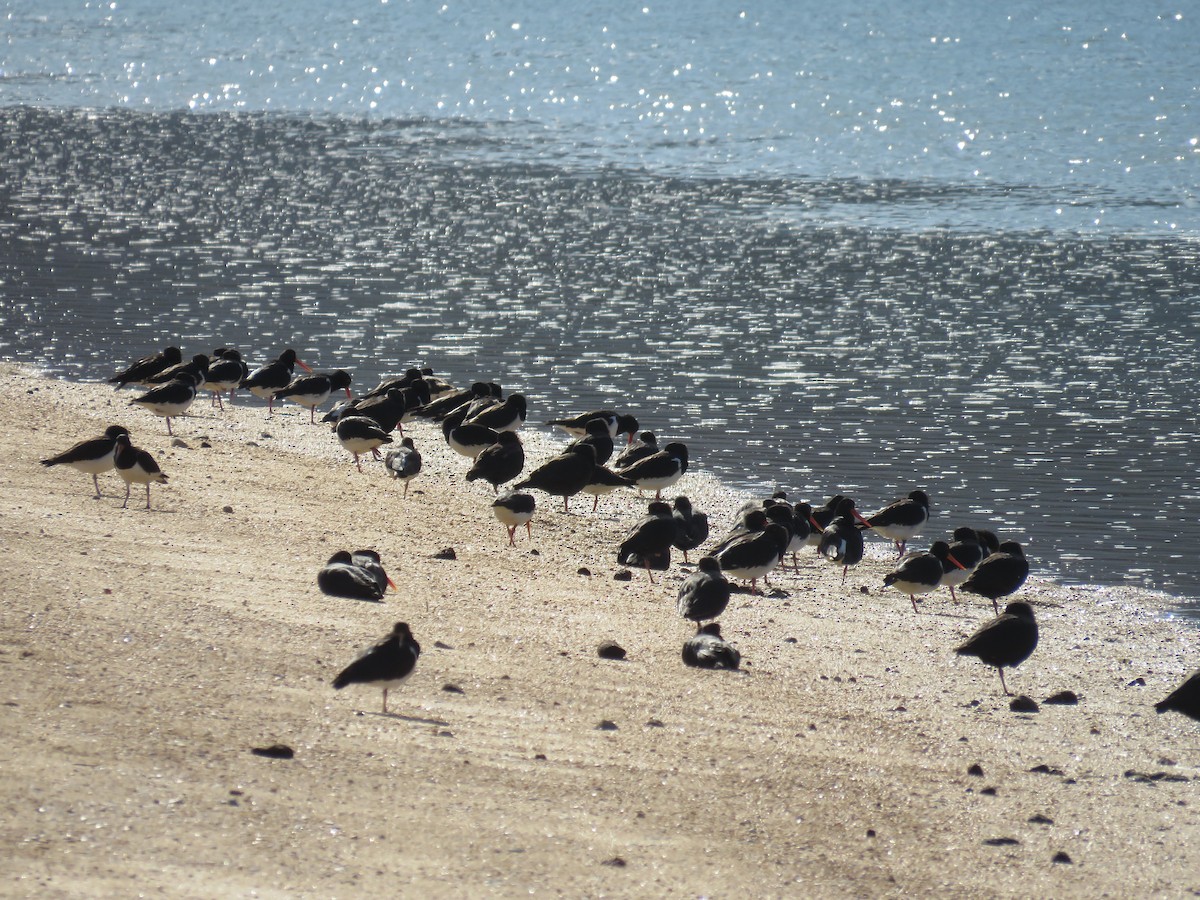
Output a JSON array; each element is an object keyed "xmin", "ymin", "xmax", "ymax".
[{"xmin": 3, "ymin": 363, "xmax": 1199, "ymax": 897}]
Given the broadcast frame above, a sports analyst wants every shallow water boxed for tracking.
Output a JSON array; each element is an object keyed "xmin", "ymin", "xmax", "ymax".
[{"xmin": 2, "ymin": 3, "xmax": 1200, "ymax": 614}]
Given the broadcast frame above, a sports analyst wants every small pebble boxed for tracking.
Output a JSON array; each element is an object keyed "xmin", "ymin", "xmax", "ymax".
[
  {"xmin": 441, "ymin": 683, "xmax": 464, "ymax": 694},
  {"xmin": 222, "ymin": 505, "xmax": 234, "ymax": 514},
  {"xmin": 578, "ymin": 567, "xmax": 592, "ymax": 576},
  {"xmin": 597, "ymin": 720, "xmax": 618, "ymax": 731},
  {"xmin": 601, "ymin": 856, "xmax": 627, "ymax": 868},
  {"xmin": 984, "ymin": 837, "xmax": 1020, "ymax": 847},
  {"xmin": 432, "ymin": 547, "xmax": 457, "ymax": 560},
  {"xmin": 1029, "ymin": 814, "xmax": 1054, "ymax": 825},
  {"xmin": 250, "ymin": 744, "xmax": 294, "ymax": 759},
  {"xmin": 597, "ymin": 641, "xmax": 626, "ymax": 661},
  {"xmin": 967, "ymin": 764, "xmax": 984, "ymax": 777},
  {"xmin": 1127, "ymin": 677, "xmax": 1146, "ymax": 687},
  {"xmin": 1052, "ymin": 851, "xmax": 1073, "ymax": 865},
  {"xmin": 171, "ymin": 438, "xmax": 189, "ymax": 449},
  {"xmin": 613, "ymin": 569, "xmax": 633, "ymax": 581}
]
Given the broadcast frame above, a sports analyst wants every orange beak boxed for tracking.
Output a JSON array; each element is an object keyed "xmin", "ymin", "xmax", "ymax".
[{"xmin": 946, "ymin": 552, "xmax": 967, "ymax": 570}]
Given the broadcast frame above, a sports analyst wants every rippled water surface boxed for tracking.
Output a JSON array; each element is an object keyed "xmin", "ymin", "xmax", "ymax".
[{"xmin": 2, "ymin": 3, "xmax": 1200, "ymax": 608}]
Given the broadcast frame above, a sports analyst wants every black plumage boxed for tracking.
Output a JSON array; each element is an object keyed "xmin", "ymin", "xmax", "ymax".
[
  {"xmin": 466, "ymin": 431, "xmax": 525, "ymax": 493},
  {"xmin": 616, "ymin": 500, "xmax": 676, "ymax": 582},
  {"xmin": 1155, "ymin": 670, "xmax": 1200, "ymax": 722},
  {"xmin": 682, "ymin": 623, "xmax": 741, "ymax": 670},
  {"xmin": 332, "ymin": 621, "xmax": 421, "ymax": 715},
  {"xmin": 671, "ymin": 495, "xmax": 710, "ymax": 564},
  {"xmin": 384, "ymin": 437, "xmax": 423, "ymax": 496},
  {"xmin": 677, "ymin": 557, "xmax": 731, "ymax": 625},
  {"xmin": 960, "ymin": 540, "xmax": 1030, "ymax": 614},
  {"xmin": 40, "ymin": 424, "xmax": 129, "ymax": 498},
  {"xmin": 109, "ymin": 345, "xmax": 182, "ymax": 389},
  {"xmin": 317, "ymin": 550, "xmax": 385, "ymax": 601},
  {"xmin": 513, "ymin": 443, "xmax": 597, "ymax": 513},
  {"xmin": 955, "ymin": 601, "xmax": 1039, "ymax": 696},
  {"xmin": 818, "ymin": 497, "xmax": 866, "ymax": 584}
]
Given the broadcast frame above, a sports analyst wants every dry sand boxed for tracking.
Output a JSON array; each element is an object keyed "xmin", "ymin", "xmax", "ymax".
[{"xmin": 2, "ymin": 363, "xmax": 1199, "ymax": 898}]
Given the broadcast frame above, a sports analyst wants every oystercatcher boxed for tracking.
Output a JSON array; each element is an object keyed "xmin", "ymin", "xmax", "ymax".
[
  {"xmin": 492, "ymin": 491, "xmax": 536, "ymax": 546},
  {"xmin": 858, "ymin": 490, "xmax": 931, "ymax": 555},
  {"xmin": 113, "ymin": 433, "xmax": 168, "ymax": 509},
  {"xmin": 960, "ymin": 540, "xmax": 1029, "ymax": 614},
  {"xmin": 676, "ymin": 556, "xmax": 731, "ymax": 626},
  {"xmin": 465, "ymin": 430, "xmax": 524, "ymax": 493},
  {"xmin": 682, "ymin": 623, "xmax": 741, "ymax": 670},
  {"xmin": 241, "ymin": 348, "xmax": 312, "ymax": 415},
  {"xmin": 616, "ymin": 500, "xmax": 676, "ymax": 583},
  {"xmin": 275, "ymin": 370, "xmax": 353, "ymax": 424},
  {"xmin": 335, "ymin": 415, "xmax": 393, "ymax": 472},
  {"xmin": 318, "ymin": 551, "xmax": 386, "ymax": 601},
  {"xmin": 616, "ymin": 441, "xmax": 688, "ymax": 500},
  {"xmin": 884, "ymin": 541, "xmax": 965, "ymax": 613},
  {"xmin": 129, "ymin": 372, "xmax": 199, "ymax": 436},
  {"xmin": 40, "ymin": 424, "xmax": 130, "ymax": 498},
  {"xmin": 108, "ymin": 345, "xmax": 181, "ymax": 389},
  {"xmin": 513, "ymin": 443, "xmax": 596, "ymax": 513},
  {"xmin": 955, "ymin": 601, "xmax": 1038, "ymax": 696},
  {"xmin": 384, "ymin": 438, "xmax": 423, "ymax": 497},
  {"xmin": 671, "ymin": 495, "xmax": 710, "ymax": 564},
  {"xmin": 332, "ymin": 621, "xmax": 420, "ymax": 715}
]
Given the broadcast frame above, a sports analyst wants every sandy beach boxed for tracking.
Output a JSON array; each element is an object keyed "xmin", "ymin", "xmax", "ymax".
[{"xmin": 2, "ymin": 362, "xmax": 1199, "ymax": 898}]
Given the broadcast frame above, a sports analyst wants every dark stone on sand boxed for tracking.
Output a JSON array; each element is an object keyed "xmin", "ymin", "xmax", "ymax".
[
  {"xmin": 432, "ymin": 547, "xmax": 457, "ymax": 560},
  {"xmin": 534, "ymin": 753, "xmax": 546, "ymax": 760},
  {"xmin": 613, "ymin": 569, "xmax": 633, "ymax": 581},
  {"xmin": 434, "ymin": 640, "xmax": 454, "ymax": 650},
  {"xmin": 984, "ymin": 837, "xmax": 1020, "ymax": 847},
  {"xmin": 578, "ymin": 567, "xmax": 592, "ymax": 576},
  {"xmin": 784, "ymin": 637, "xmax": 797, "ymax": 643},
  {"xmin": 645, "ymin": 719, "xmax": 664, "ymax": 728},
  {"xmin": 1052, "ymin": 851, "xmax": 1073, "ymax": 864},
  {"xmin": 171, "ymin": 438, "xmax": 189, "ymax": 448},
  {"xmin": 859, "ymin": 585, "xmax": 870, "ymax": 595},
  {"xmin": 597, "ymin": 720, "xmax": 619, "ymax": 731},
  {"xmin": 601, "ymin": 856, "xmax": 627, "ymax": 868},
  {"xmin": 1127, "ymin": 677, "xmax": 1146, "ymax": 687},
  {"xmin": 1044, "ymin": 690, "xmax": 1079, "ymax": 705},
  {"xmin": 1029, "ymin": 764, "xmax": 1065, "ymax": 776},
  {"xmin": 981, "ymin": 787, "xmax": 997, "ymax": 796},
  {"xmin": 201, "ymin": 440, "xmax": 212, "ymax": 448},
  {"xmin": 597, "ymin": 641, "xmax": 627, "ymax": 661},
  {"xmin": 250, "ymin": 744, "xmax": 294, "ymax": 759},
  {"xmin": 222, "ymin": 505, "xmax": 234, "ymax": 514},
  {"xmin": 1029, "ymin": 814, "xmax": 1054, "ymax": 825},
  {"xmin": 1010, "ymin": 695, "xmax": 1040, "ymax": 713},
  {"xmin": 866, "ymin": 829, "xmax": 876, "ymax": 838},
  {"xmin": 442, "ymin": 683, "xmax": 464, "ymax": 694},
  {"xmin": 967, "ymin": 763, "xmax": 984, "ymax": 777}
]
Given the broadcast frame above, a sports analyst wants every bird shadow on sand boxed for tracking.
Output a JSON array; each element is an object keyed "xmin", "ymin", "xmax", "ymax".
[{"xmin": 362, "ymin": 711, "xmax": 450, "ymax": 726}]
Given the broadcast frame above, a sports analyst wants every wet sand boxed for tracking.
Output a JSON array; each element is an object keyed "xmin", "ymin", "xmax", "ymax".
[{"xmin": 2, "ymin": 363, "xmax": 1199, "ymax": 898}]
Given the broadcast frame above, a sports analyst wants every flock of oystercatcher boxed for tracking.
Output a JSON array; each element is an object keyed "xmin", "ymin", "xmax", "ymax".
[{"xmin": 36, "ymin": 343, "xmax": 1200, "ymax": 723}]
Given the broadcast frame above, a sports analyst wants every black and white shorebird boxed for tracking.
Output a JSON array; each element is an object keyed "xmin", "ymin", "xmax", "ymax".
[
  {"xmin": 446, "ymin": 416, "xmax": 501, "ymax": 461},
  {"xmin": 336, "ymin": 387, "xmax": 410, "ymax": 433},
  {"xmin": 616, "ymin": 441, "xmax": 688, "ymax": 500},
  {"xmin": 580, "ymin": 465, "xmax": 631, "ymax": 511},
  {"xmin": 492, "ymin": 491, "xmax": 536, "ymax": 546},
  {"xmin": 682, "ymin": 623, "xmax": 741, "ymax": 670},
  {"xmin": 819, "ymin": 497, "xmax": 869, "ymax": 584},
  {"xmin": 710, "ymin": 507, "xmax": 769, "ymax": 558},
  {"xmin": 546, "ymin": 410, "xmax": 639, "ymax": 444},
  {"xmin": 804, "ymin": 494, "xmax": 846, "ymax": 551},
  {"xmin": 275, "ymin": 370, "xmax": 353, "ymax": 424},
  {"xmin": 202, "ymin": 349, "xmax": 248, "ymax": 409},
  {"xmin": 129, "ymin": 372, "xmax": 200, "ymax": 436},
  {"xmin": 335, "ymin": 415, "xmax": 393, "ymax": 472},
  {"xmin": 784, "ymin": 501, "xmax": 813, "ymax": 571},
  {"xmin": 939, "ymin": 527, "xmax": 986, "ymax": 602},
  {"xmin": 677, "ymin": 556, "xmax": 731, "ymax": 627},
  {"xmin": 241, "ymin": 348, "xmax": 312, "ymax": 415},
  {"xmin": 350, "ymin": 549, "xmax": 397, "ymax": 596},
  {"xmin": 332, "ymin": 621, "xmax": 421, "ymax": 715},
  {"xmin": 465, "ymin": 392, "xmax": 527, "ymax": 433},
  {"xmin": 960, "ymin": 540, "xmax": 1030, "ymax": 614},
  {"xmin": 145, "ymin": 352, "xmax": 209, "ymax": 387},
  {"xmin": 40, "ymin": 424, "xmax": 130, "ymax": 499},
  {"xmin": 883, "ymin": 541, "xmax": 966, "ymax": 613},
  {"xmin": 317, "ymin": 550, "xmax": 387, "ymax": 601},
  {"xmin": 1155, "ymin": 670, "xmax": 1200, "ymax": 722},
  {"xmin": 465, "ymin": 430, "xmax": 524, "ymax": 493},
  {"xmin": 857, "ymin": 489, "xmax": 931, "ymax": 555},
  {"xmin": 671, "ymin": 495, "xmax": 709, "ymax": 564},
  {"xmin": 954, "ymin": 601, "xmax": 1038, "ymax": 696},
  {"xmin": 513, "ymin": 442, "xmax": 597, "ymax": 514},
  {"xmin": 616, "ymin": 500, "xmax": 677, "ymax": 583},
  {"xmin": 113, "ymin": 432, "xmax": 168, "ymax": 509},
  {"xmin": 108, "ymin": 345, "xmax": 181, "ymax": 390},
  {"xmin": 384, "ymin": 438, "xmax": 423, "ymax": 497},
  {"xmin": 715, "ymin": 521, "xmax": 790, "ymax": 594},
  {"xmin": 612, "ymin": 431, "xmax": 658, "ymax": 470},
  {"xmin": 568, "ymin": 418, "xmax": 615, "ymax": 467}
]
